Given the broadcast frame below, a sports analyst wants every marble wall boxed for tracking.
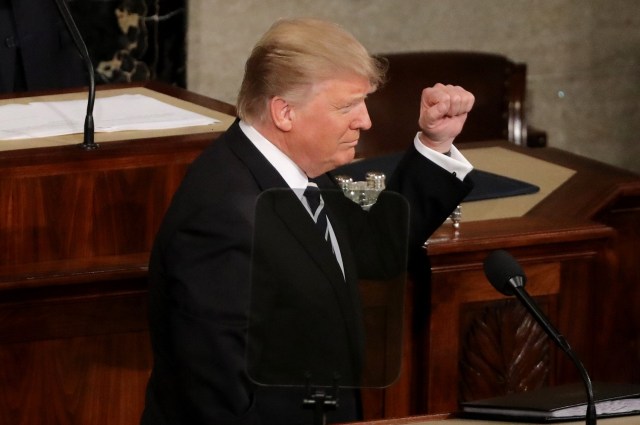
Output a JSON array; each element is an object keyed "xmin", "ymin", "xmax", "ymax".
[
  {"xmin": 72, "ymin": 0, "xmax": 187, "ymax": 86},
  {"xmin": 186, "ymin": 0, "xmax": 640, "ymax": 174}
]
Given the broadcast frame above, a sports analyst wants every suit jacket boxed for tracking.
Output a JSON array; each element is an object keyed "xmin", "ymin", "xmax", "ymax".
[
  {"xmin": 0, "ymin": 0, "xmax": 86, "ymax": 93},
  {"xmin": 141, "ymin": 120, "xmax": 473, "ymax": 425}
]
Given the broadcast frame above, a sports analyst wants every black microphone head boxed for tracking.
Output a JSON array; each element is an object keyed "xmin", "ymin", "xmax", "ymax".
[{"xmin": 483, "ymin": 250, "xmax": 526, "ymax": 296}]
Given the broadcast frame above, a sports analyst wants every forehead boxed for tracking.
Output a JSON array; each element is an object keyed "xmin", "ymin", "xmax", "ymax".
[{"xmin": 310, "ymin": 75, "xmax": 374, "ymax": 103}]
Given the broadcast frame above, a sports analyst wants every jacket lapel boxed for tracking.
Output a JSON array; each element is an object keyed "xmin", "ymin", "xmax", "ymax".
[
  {"xmin": 226, "ymin": 119, "xmax": 289, "ymax": 192},
  {"xmin": 271, "ymin": 191, "xmax": 346, "ymax": 285},
  {"xmin": 270, "ymin": 188, "xmax": 365, "ymax": 371}
]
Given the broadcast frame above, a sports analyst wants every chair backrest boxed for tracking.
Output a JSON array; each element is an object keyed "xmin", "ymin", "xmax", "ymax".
[{"xmin": 357, "ymin": 51, "xmax": 528, "ymax": 159}]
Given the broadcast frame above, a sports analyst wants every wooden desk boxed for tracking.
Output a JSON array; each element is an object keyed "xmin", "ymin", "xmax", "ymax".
[
  {"xmin": 353, "ymin": 414, "xmax": 640, "ymax": 425},
  {"xmin": 1, "ymin": 85, "xmax": 639, "ymax": 424},
  {"xmin": 0, "ymin": 82, "xmax": 235, "ymax": 425},
  {"xmin": 362, "ymin": 142, "xmax": 640, "ymax": 419}
]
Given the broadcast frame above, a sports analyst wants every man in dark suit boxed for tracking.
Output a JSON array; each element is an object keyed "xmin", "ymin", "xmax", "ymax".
[
  {"xmin": 0, "ymin": 0, "xmax": 86, "ymax": 93},
  {"xmin": 141, "ymin": 18, "xmax": 475, "ymax": 425}
]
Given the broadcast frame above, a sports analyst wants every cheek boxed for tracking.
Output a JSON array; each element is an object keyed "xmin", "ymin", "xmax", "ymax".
[
  {"xmin": 333, "ymin": 144, "xmax": 356, "ymax": 166},
  {"xmin": 302, "ymin": 117, "xmax": 353, "ymax": 159}
]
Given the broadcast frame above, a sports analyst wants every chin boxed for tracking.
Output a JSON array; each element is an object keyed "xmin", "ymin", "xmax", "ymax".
[
  {"xmin": 339, "ymin": 149, "xmax": 356, "ymax": 164},
  {"xmin": 323, "ymin": 150, "xmax": 356, "ymax": 174}
]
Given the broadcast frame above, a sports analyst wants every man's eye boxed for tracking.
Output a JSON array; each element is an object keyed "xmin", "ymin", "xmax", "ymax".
[{"xmin": 341, "ymin": 101, "xmax": 359, "ymax": 111}]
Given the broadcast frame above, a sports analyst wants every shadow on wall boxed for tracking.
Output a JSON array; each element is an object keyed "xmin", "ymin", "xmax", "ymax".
[{"xmin": 70, "ymin": 0, "xmax": 186, "ymax": 87}]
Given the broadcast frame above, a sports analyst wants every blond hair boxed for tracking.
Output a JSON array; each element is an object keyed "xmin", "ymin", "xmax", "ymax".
[{"xmin": 237, "ymin": 18, "xmax": 387, "ymax": 123}]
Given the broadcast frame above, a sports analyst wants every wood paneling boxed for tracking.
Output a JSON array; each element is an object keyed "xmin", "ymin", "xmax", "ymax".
[
  {"xmin": 0, "ymin": 82, "xmax": 233, "ymax": 425},
  {"xmin": 370, "ymin": 144, "xmax": 640, "ymax": 417},
  {"xmin": 0, "ymin": 332, "xmax": 150, "ymax": 425}
]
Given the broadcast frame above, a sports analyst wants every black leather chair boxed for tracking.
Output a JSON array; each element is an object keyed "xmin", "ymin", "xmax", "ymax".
[{"xmin": 357, "ymin": 51, "xmax": 546, "ymax": 159}]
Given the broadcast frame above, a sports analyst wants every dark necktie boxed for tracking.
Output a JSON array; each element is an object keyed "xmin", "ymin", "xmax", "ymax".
[{"xmin": 304, "ymin": 183, "xmax": 332, "ymax": 250}]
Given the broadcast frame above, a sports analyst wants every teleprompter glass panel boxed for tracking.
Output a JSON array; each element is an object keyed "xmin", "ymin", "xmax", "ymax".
[{"xmin": 247, "ymin": 188, "xmax": 409, "ymax": 390}]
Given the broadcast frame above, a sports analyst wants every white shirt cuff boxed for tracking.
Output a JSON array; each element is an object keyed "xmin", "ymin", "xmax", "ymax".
[{"xmin": 413, "ymin": 132, "xmax": 473, "ymax": 181}]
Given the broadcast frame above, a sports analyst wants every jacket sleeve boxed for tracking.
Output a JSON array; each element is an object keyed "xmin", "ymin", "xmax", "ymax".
[
  {"xmin": 386, "ymin": 146, "xmax": 474, "ymax": 249},
  {"xmin": 144, "ymin": 186, "xmax": 261, "ymax": 425}
]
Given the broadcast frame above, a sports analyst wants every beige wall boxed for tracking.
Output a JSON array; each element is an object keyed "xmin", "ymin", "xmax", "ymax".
[{"xmin": 186, "ymin": 0, "xmax": 640, "ymax": 174}]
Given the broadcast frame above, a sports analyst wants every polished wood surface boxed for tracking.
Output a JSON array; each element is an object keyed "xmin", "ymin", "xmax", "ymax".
[
  {"xmin": 1, "ymin": 85, "xmax": 639, "ymax": 424},
  {"xmin": 0, "ymin": 82, "xmax": 234, "ymax": 425}
]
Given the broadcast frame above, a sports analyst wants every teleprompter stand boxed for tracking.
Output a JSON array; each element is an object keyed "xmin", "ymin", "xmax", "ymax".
[{"xmin": 302, "ymin": 374, "xmax": 340, "ymax": 425}]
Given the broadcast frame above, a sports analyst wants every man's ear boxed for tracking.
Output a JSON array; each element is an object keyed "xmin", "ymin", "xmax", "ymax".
[{"xmin": 269, "ymin": 96, "xmax": 294, "ymax": 132}]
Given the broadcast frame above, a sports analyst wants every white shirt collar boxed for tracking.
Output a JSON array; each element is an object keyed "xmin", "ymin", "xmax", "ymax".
[{"xmin": 239, "ymin": 120, "xmax": 308, "ymax": 198}]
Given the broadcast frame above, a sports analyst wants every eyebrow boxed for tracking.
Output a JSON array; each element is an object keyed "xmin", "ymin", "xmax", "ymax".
[{"xmin": 338, "ymin": 93, "xmax": 368, "ymax": 107}]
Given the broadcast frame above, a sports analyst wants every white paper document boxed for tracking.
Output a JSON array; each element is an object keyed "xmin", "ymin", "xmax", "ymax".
[{"xmin": 0, "ymin": 94, "xmax": 219, "ymax": 140}]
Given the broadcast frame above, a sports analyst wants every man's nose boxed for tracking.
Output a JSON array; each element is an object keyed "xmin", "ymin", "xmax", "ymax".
[{"xmin": 354, "ymin": 102, "xmax": 372, "ymax": 130}]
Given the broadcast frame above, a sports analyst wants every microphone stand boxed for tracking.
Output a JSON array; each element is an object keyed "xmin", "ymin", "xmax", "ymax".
[
  {"xmin": 510, "ymin": 279, "xmax": 597, "ymax": 425},
  {"xmin": 53, "ymin": 0, "xmax": 98, "ymax": 150}
]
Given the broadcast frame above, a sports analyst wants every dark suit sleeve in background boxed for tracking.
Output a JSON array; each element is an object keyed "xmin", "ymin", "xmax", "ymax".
[{"xmin": 0, "ymin": 0, "xmax": 86, "ymax": 93}]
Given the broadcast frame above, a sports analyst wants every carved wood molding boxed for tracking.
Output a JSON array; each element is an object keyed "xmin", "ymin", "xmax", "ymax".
[{"xmin": 458, "ymin": 299, "xmax": 549, "ymax": 402}]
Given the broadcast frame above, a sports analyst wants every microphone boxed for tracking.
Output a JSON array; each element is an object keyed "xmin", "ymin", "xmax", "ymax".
[
  {"xmin": 483, "ymin": 250, "xmax": 597, "ymax": 425},
  {"xmin": 53, "ymin": 0, "xmax": 98, "ymax": 150}
]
